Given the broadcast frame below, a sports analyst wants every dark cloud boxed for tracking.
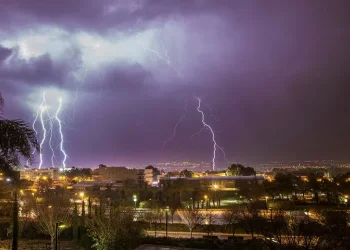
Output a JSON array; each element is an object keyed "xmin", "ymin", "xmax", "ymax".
[
  {"xmin": 0, "ymin": 46, "xmax": 12, "ymax": 61},
  {"xmin": 0, "ymin": 45, "xmax": 82, "ymax": 86},
  {"xmin": 1, "ymin": 0, "xmax": 350, "ymax": 167},
  {"xmin": 0, "ymin": 0, "xmax": 212, "ymax": 34},
  {"xmin": 84, "ymin": 62, "xmax": 154, "ymax": 94}
]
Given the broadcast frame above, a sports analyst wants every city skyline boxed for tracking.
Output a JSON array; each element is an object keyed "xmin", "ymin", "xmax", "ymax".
[{"xmin": 1, "ymin": 1, "xmax": 350, "ymax": 168}]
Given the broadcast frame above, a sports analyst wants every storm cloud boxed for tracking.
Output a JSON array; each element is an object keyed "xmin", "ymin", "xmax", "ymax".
[{"xmin": 0, "ymin": 0, "xmax": 349, "ymax": 168}]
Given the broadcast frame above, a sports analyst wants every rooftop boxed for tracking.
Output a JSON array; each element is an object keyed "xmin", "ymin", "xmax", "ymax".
[{"xmin": 163, "ymin": 176, "xmax": 264, "ymax": 181}]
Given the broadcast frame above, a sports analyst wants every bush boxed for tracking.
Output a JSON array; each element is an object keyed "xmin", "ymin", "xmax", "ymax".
[{"xmin": 0, "ymin": 222, "xmax": 10, "ymax": 240}]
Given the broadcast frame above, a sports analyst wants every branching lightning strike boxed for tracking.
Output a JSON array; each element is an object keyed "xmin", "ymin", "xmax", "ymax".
[
  {"xmin": 196, "ymin": 97, "xmax": 227, "ymax": 170},
  {"xmin": 72, "ymin": 66, "xmax": 88, "ymax": 119},
  {"xmin": 55, "ymin": 98, "xmax": 68, "ymax": 170},
  {"xmin": 138, "ymin": 40, "xmax": 181, "ymax": 77},
  {"xmin": 186, "ymin": 126, "xmax": 206, "ymax": 145},
  {"xmin": 26, "ymin": 105, "xmax": 41, "ymax": 166},
  {"xmin": 47, "ymin": 112, "xmax": 55, "ymax": 168},
  {"xmin": 38, "ymin": 92, "xmax": 48, "ymax": 169},
  {"xmin": 30, "ymin": 92, "xmax": 68, "ymax": 170},
  {"xmin": 163, "ymin": 100, "xmax": 188, "ymax": 148}
]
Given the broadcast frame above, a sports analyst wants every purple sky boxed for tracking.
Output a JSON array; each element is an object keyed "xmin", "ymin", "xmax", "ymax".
[{"xmin": 1, "ymin": 0, "xmax": 350, "ymax": 168}]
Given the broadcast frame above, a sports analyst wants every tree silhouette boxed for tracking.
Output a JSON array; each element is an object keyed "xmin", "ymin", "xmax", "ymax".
[
  {"xmin": 226, "ymin": 164, "xmax": 256, "ymax": 176},
  {"xmin": 178, "ymin": 207, "xmax": 204, "ymax": 238},
  {"xmin": 35, "ymin": 204, "xmax": 71, "ymax": 250},
  {"xmin": 0, "ymin": 93, "xmax": 39, "ymax": 250}
]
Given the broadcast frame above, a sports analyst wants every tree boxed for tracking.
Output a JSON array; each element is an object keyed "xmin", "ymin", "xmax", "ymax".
[
  {"xmin": 222, "ymin": 206, "xmax": 243, "ymax": 237},
  {"xmin": 317, "ymin": 209, "xmax": 350, "ymax": 249},
  {"xmin": 321, "ymin": 178, "xmax": 339, "ymax": 204},
  {"xmin": 11, "ymin": 190, "xmax": 19, "ymax": 250},
  {"xmin": 274, "ymin": 173, "xmax": 296, "ymax": 199},
  {"xmin": 35, "ymin": 204, "xmax": 71, "ymax": 250},
  {"xmin": 309, "ymin": 174, "xmax": 321, "ymax": 204},
  {"xmin": 237, "ymin": 178, "xmax": 266, "ymax": 201},
  {"xmin": 86, "ymin": 206, "xmax": 143, "ymax": 250},
  {"xmin": 177, "ymin": 208, "xmax": 204, "ymax": 238},
  {"xmin": 0, "ymin": 93, "xmax": 39, "ymax": 176},
  {"xmin": 204, "ymin": 210, "xmax": 216, "ymax": 236},
  {"xmin": 37, "ymin": 177, "xmax": 53, "ymax": 192},
  {"xmin": 64, "ymin": 167, "xmax": 92, "ymax": 183},
  {"xmin": 0, "ymin": 93, "xmax": 39, "ymax": 250},
  {"xmin": 142, "ymin": 206, "xmax": 164, "ymax": 237},
  {"xmin": 226, "ymin": 164, "xmax": 256, "ymax": 176},
  {"xmin": 72, "ymin": 202, "xmax": 79, "ymax": 242},
  {"xmin": 180, "ymin": 169, "xmax": 194, "ymax": 178},
  {"xmin": 168, "ymin": 193, "xmax": 181, "ymax": 223},
  {"xmin": 240, "ymin": 202, "xmax": 265, "ymax": 239}
]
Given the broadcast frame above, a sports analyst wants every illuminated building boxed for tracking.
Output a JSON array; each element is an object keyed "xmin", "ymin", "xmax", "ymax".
[
  {"xmin": 98, "ymin": 165, "xmax": 143, "ymax": 182},
  {"xmin": 20, "ymin": 168, "xmax": 59, "ymax": 181},
  {"xmin": 144, "ymin": 166, "xmax": 161, "ymax": 185},
  {"xmin": 160, "ymin": 176, "xmax": 264, "ymax": 191}
]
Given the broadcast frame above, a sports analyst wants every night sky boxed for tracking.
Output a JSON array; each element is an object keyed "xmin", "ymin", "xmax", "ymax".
[{"xmin": 1, "ymin": 1, "xmax": 350, "ymax": 168}]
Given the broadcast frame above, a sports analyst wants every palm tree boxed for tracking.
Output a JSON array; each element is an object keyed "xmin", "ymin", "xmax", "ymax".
[
  {"xmin": 0, "ymin": 92, "xmax": 39, "ymax": 174},
  {"xmin": 0, "ymin": 92, "xmax": 39, "ymax": 250}
]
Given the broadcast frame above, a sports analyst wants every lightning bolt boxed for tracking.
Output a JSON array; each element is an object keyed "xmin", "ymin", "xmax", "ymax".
[
  {"xmin": 55, "ymin": 98, "xmax": 67, "ymax": 170},
  {"xmin": 203, "ymin": 102, "xmax": 220, "ymax": 122},
  {"xmin": 47, "ymin": 112, "xmax": 56, "ymax": 168},
  {"xmin": 26, "ymin": 106, "xmax": 41, "ymax": 166},
  {"xmin": 196, "ymin": 97, "xmax": 227, "ymax": 171},
  {"xmin": 38, "ymin": 92, "xmax": 48, "ymax": 169},
  {"xmin": 72, "ymin": 66, "xmax": 88, "ymax": 119},
  {"xmin": 186, "ymin": 126, "xmax": 206, "ymax": 145},
  {"xmin": 72, "ymin": 43, "xmax": 103, "ymax": 119},
  {"xmin": 138, "ymin": 40, "xmax": 181, "ymax": 77},
  {"xmin": 163, "ymin": 100, "xmax": 188, "ymax": 148}
]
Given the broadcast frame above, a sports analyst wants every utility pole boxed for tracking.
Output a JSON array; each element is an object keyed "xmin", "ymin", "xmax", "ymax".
[{"xmin": 55, "ymin": 222, "xmax": 58, "ymax": 250}]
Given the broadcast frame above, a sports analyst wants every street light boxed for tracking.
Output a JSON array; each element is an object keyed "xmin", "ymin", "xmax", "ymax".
[
  {"xmin": 79, "ymin": 192, "xmax": 85, "ymax": 199},
  {"xmin": 268, "ymin": 207, "xmax": 272, "ymax": 222},
  {"xmin": 133, "ymin": 195, "xmax": 137, "ymax": 209},
  {"xmin": 213, "ymin": 185, "xmax": 218, "ymax": 207},
  {"xmin": 165, "ymin": 206, "xmax": 169, "ymax": 237},
  {"xmin": 345, "ymin": 195, "xmax": 348, "ymax": 206},
  {"xmin": 55, "ymin": 222, "xmax": 65, "ymax": 250},
  {"xmin": 204, "ymin": 195, "xmax": 208, "ymax": 209}
]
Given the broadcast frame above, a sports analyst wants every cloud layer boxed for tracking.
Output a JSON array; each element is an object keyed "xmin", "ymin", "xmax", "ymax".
[{"xmin": 0, "ymin": 0, "xmax": 350, "ymax": 168}]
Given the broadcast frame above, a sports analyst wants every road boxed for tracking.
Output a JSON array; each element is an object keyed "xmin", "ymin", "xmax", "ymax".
[
  {"xmin": 137, "ymin": 208, "xmax": 308, "ymax": 225},
  {"xmin": 145, "ymin": 231, "xmax": 309, "ymax": 245},
  {"xmin": 146, "ymin": 230, "xmax": 250, "ymax": 239}
]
